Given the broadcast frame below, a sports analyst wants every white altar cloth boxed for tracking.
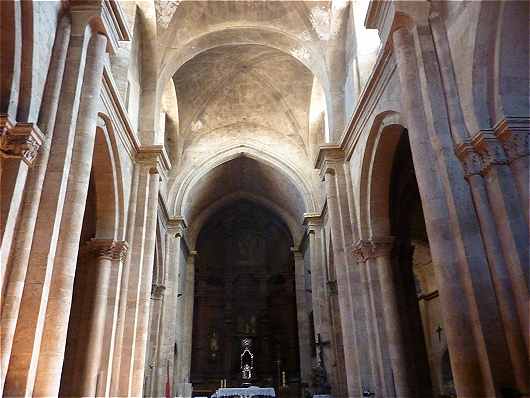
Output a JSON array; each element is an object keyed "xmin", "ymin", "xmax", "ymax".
[{"xmin": 211, "ymin": 386, "xmax": 276, "ymax": 398}]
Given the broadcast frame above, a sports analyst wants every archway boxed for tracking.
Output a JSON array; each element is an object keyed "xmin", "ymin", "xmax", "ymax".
[
  {"xmin": 360, "ymin": 114, "xmax": 454, "ymax": 397},
  {"xmin": 58, "ymin": 124, "xmax": 124, "ymax": 397},
  {"xmin": 191, "ymin": 200, "xmax": 300, "ymax": 397}
]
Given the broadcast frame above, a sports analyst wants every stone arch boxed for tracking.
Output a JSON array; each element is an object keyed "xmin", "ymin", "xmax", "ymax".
[
  {"xmin": 171, "ymin": 143, "xmax": 317, "ymax": 218},
  {"xmin": 471, "ymin": 1, "xmax": 529, "ymax": 130},
  {"xmin": 95, "ymin": 113, "xmax": 126, "ymax": 240},
  {"xmin": 187, "ymin": 191, "xmax": 304, "ymax": 251},
  {"xmin": 134, "ymin": 0, "xmax": 159, "ymax": 144},
  {"xmin": 358, "ymin": 110, "xmax": 405, "ymax": 239}
]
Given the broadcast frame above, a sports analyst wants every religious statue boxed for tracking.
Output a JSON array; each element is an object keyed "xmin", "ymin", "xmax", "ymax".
[
  {"xmin": 240, "ymin": 338, "xmax": 254, "ymax": 385},
  {"xmin": 209, "ymin": 329, "xmax": 219, "ymax": 360}
]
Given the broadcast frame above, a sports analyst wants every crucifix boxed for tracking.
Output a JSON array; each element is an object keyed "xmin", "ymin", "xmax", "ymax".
[{"xmin": 436, "ymin": 325, "xmax": 443, "ymax": 342}]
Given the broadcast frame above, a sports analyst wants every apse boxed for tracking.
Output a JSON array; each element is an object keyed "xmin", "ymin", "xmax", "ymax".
[{"xmin": 190, "ymin": 201, "xmax": 301, "ymax": 397}]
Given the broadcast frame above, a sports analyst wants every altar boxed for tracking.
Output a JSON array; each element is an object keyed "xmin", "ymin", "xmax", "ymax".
[{"xmin": 211, "ymin": 386, "xmax": 276, "ymax": 398}]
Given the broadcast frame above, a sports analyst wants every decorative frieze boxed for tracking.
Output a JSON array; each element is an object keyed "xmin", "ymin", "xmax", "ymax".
[
  {"xmin": 90, "ymin": 239, "xmax": 128, "ymax": 261},
  {"xmin": 0, "ymin": 115, "xmax": 44, "ymax": 166}
]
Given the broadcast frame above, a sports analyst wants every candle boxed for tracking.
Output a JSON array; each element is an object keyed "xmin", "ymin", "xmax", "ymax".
[{"xmin": 282, "ymin": 371, "xmax": 286, "ymax": 387}]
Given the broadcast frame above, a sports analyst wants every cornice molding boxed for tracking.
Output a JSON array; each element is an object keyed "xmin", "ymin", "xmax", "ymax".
[{"xmin": 70, "ymin": 0, "xmax": 131, "ymax": 54}]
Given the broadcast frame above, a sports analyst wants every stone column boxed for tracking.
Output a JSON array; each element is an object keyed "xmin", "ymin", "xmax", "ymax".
[
  {"xmin": 0, "ymin": 121, "xmax": 43, "ymax": 289},
  {"xmin": 372, "ymin": 237, "xmax": 411, "ymax": 397},
  {"xmin": 110, "ymin": 165, "xmax": 140, "ymax": 396},
  {"xmin": 304, "ymin": 217, "xmax": 340, "ymax": 394},
  {"xmin": 457, "ymin": 145, "xmax": 529, "ymax": 392},
  {"xmin": 32, "ymin": 31, "xmax": 108, "ymax": 397},
  {"xmin": 3, "ymin": 19, "xmax": 107, "ymax": 396},
  {"xmin": 0, "ymin": 15, "xmax": 70, "ymax": 393},
  {"xmin": 116, "ymin": 146, "xmax": 168, "ymax": 396},
  {"xmin": 152, "ymin": 218, "xmax": 187, "ymax": 397},
  {"xmin": 98, "ymin": 240, "xmax": 129, "ymax": 397},
  {"xmin": 321, "ymin": 167, "xmax": 360, "ymax": 397},
  {"xmin": 145, "ymin": 283, "xmax": 166, "ymax": 397},
  {"xmin": 353, "ymin": 240, "xmax": 394, "ymax": 397},
  {"xmin": 130, "ymin": 166, "xmax": 161, "ymax": 397},
  {"xmin": 80, "ymin": 239, "xmax": 128, "ymax": 397},
  {"xmin": 292, "ymin": 249, "xmax": 312, "ymax": 386},
  {"xmin": 177, "ymin": 251, "xmax": 197, "ymax": 397},
  {"xmin": 393, "ymin": 24, "xmax": 513, "ymax": 396}
]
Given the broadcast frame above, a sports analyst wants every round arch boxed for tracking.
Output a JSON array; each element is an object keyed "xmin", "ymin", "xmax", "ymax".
[
  {"xmin": 358, "ymin": 110, "xmax": 406, "ymax": 239},
  {"xmin": 95, "ymin": 113, "xmax": 127, "ymax": 240}
]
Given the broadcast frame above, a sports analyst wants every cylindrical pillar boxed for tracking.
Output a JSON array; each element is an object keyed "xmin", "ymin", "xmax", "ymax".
[
  {"xmin": 180, "ymin": 251, "xmax": 197, "ymax": 394},
  {"xmin": 32, "ymin": 32, "xmax": 108, "ymax": 397},
  {"xmin": 3, "ymin": 23, "xmax": 105, "ymax": 397},
  {"xmin": 130, "ymin": 167, "xmax": 161, "ymax": 396},
  {"xmin": 79, "ymin": 240, "xmax": 115, "ymax": 396},
  {"xmin": 393, "ymin": 26, "xmax": 488, "ymax": 397},
  {"xmin": 0, "ymin": 14, "xmax": 70, "ymax": 393},
  {"xmin": 322, "ymin": 169, "xmax": 358, "ymax": 397},
  {"xmin": 372, "ymin": 237, "xmax": 412, "ymax": 397},
  {"xmin": 292, "ymin": 249, "xmax": 312, "ymax": 386}
]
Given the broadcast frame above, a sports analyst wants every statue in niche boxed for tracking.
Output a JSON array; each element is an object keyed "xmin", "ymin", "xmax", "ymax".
[{"xmin": 209, "ymin": 329, "xmax": 219, "ymax": 360}]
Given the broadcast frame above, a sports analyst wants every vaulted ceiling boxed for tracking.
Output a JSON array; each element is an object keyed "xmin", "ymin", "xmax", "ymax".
[{"xmin": 172, "ymin": 44, "xmax": 314, "ymax": 153}]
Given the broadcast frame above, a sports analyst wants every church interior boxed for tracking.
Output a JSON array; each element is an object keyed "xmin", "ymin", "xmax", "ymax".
[{"xmin": 0, "ymin": 1, "xmax": 528, "ymax": 397}]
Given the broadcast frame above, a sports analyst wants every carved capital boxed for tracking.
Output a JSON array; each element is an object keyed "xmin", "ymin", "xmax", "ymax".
[
  {"xmin": 90, "ymin": 239, "xmax": 128, "ymax": 261},
  {"xmin": 472, "ymin": 131, "xmax": 508, "ymax": 174},
  {"xmin": 151, "ymin": 283, "xmax": 166, "ymax": 299},
  {"xmin": 494, "ymin": 117, "xmax": 529, "ymax": 163},
  {"xmin": 455, "ymin": 143, "xmax": 483, "ymax": 179},
  {"xmin": 167, "ymin": 216, "xmax": 187, "ymax": 238},
  {"xmin": 353, "ymin": 240, "xmax": 372, "ymax": 263},
  {"xmin": 353, "ymin": 237, "xmax": 394, "ymax": 262},
  {"xmin": 0, "ymin": 116, "xmax": 44, "ymax": 166}
]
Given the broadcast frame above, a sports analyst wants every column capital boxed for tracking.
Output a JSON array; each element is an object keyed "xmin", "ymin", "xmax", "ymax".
[
  {"xmin": 70, "ymin": 0, "xmax": 131, "ymax": 53},
  {"xmin": 303, "ymin": 212, "xmax": 322, "ymax": 236},
  {"xmin": 89, "ymin": 239, "xmax": 128, "ymax": 261},
  {"xmin": 136, "ymin": 145, "xmax": 171, "ymax": 178},
  {"xmin": 290, "ymin": 247, "xmax": 304, "ymax": 260},
  {"xmin": 494, "ymin": 116, "xmax": 530, "ymax": 163},
  {"xmin": 353, "ymin": 237, "xmax": 394, "ymax": 262},
  {"xmin": 455, "ymin": 142, "xmax": 483, "ymax": 179},
  {"xmin": 366, "ymin": 0, "xmax": 431, "ymax": 48},
  {"xmin": 167, "ymin": 216, "xmax": 187, "ymax": 238},
  {"xmin": 0, "ymin": 115, "xmax": 44, "ymax": 166},
  {"xmin": 471, "ymin": 130, "xmax": 508, "ymax": 175},
  {"xmin": 315, "ymin": 144, "xmax": 345, "ymax": 179},
  {"xmin": 151, "ymin": 283, "xmax": 166, "ymax": 299}
]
